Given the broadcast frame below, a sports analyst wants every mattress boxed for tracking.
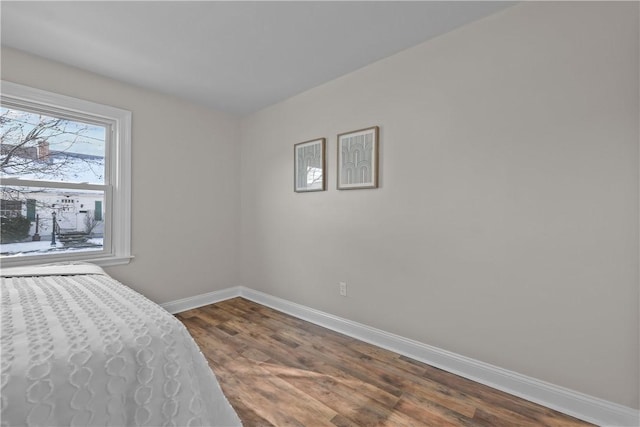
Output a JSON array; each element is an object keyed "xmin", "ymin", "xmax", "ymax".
[{"xmin": 0, "ymin": 262, "xmax": 241, "ymax": 427}]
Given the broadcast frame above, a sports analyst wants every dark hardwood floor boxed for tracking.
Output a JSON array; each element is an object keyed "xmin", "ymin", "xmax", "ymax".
[{"xmin": 176, "ymin": 298, "xmax": 593, "ymax": 427}]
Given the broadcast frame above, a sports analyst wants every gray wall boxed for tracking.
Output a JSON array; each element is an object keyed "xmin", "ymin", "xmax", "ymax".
[
  {"xmin": 1, "ymin": 47, "xmax": 242, "ymax": 304},
  {"xmin": 239, "ymin": 2, "xmax": 639, "ymax": 408}
]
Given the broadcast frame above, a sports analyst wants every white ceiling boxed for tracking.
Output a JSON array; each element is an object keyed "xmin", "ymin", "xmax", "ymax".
[{"xmin": 1, "ymin": 1, "xmax": 513, "ymax": 116}]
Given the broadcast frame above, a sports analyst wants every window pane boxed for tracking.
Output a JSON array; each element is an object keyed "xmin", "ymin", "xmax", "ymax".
[
  {"xmin": 0, "ymin": 107, "xmax": 106, "ymax": 184},
  {"xmin": 1, "ymin": 185, "xmax": 105, "ymax": 257}
]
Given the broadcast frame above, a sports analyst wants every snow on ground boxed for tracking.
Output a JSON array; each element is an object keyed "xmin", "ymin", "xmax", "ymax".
[{"xmin": 1, "ymin": 238, "xmax": 103, "ymax": 257}]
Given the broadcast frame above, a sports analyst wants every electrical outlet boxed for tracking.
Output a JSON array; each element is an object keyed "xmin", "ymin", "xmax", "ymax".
[{"xmin": 339, "ymin": 281, "xmax": 347, "ymax": 297}]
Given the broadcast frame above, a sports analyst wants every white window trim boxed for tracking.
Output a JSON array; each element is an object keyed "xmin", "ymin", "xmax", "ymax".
[{"xmin": 0, "ymin": 81, "xmax": 132, "ymax": 267}]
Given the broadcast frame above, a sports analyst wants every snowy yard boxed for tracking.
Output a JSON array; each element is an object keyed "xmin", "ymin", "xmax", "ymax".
[{"xmin": 1, "ymin": 238, "xmax": 103, "ymax": 257}]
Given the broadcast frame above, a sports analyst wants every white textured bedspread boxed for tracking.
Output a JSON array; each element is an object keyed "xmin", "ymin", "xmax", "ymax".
[{"xmin": 1, "ymin": 263, "xmax": 241, "ymax": 427}]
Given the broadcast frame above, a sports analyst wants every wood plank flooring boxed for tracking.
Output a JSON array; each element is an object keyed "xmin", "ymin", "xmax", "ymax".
[{"xmin": 176, "ymin": 298, "xmax": 594, "ymax": 427}]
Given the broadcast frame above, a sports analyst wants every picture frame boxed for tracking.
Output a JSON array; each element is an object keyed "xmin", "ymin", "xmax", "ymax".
[
  {"xmin": 337, "ymin": 126, "xmax": 379, "ymax": 190},
  {"xmin": 294, "ymin": 138, "xmax": 326, "ymax": 192}
]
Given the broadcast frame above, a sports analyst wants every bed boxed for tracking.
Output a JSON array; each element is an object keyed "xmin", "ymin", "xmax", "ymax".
[{"xmin": 0, "ymin": 262, "xmax": 241, "ymax": 427}]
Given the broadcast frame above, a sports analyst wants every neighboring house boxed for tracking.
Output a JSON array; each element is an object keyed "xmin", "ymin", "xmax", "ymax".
[
  {"xmin": 1, "ymin": 140, "xmax": 105, "ymax": 239},
  {"xmin": 1, "ymin": 190, "xmax": 104, "ymax": 238},
  {"xmin": 0, "ymin": 139, "xmax": 50, "ymax": 161},
  {"xmin": 0, "ymin": 141, "xmax": 104, "ymax": 164}
]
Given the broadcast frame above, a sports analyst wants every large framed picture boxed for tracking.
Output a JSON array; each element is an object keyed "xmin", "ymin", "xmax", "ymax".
[
  {"xmin": 294, "ymin": 138, "xmax": 326, "ymax": 192},
  {"xmin": 337, "ymin": 126, "xmax": 379, "ymax": 190}
]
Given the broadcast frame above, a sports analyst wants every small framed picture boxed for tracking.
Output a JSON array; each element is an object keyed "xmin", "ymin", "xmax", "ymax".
[
  {"xmin": 294, "ymin": 138, "xmax": 326, "ymax": 192},
  {"xmin": 337, "ymin": 126, "xmax": 379, "ymax": 190}
]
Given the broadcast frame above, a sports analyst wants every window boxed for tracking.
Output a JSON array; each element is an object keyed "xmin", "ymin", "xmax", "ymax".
[
  {"xmin": 0, "ymin": 81, "xmax": 131, "ymax": 266},
  {"xmin": 0, "ymin": 199, "xmax": 22, "ymax": 218}
]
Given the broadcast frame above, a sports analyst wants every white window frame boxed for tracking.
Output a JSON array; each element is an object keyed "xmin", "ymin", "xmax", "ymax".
[{"xmin": 0, "ymin": 81, "xmax": 132, "ymax": 267}]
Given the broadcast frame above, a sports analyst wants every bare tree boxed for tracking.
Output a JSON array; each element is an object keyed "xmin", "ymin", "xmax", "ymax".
[
  {"xmin": 1, "ymin": 108, "xmax": 104, "ymax": 216},
  {"xmin": 83, "ymin": 210, "xmax": 102, "ymax": 235},
  {"xmin": 1, "ymin": 109, "xmax": 102, "ymax": 181}
]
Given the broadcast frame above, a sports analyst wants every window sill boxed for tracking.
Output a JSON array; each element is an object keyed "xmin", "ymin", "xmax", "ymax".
[
  {"xmin": 88, "ymin": 255, "xmax": 134, "ymax": 267},
  {"xmin": 1, "ymin": 254, "xmax": 134, "ymax": 269}
]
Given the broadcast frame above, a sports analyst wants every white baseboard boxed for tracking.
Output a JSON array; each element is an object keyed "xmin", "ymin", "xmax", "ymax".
[
  {"xmin": 164, "ymin": 286, "xmax": 640, "ymax": 427},
  {"xmin": 161, "ymin": 286, "xmax": 241, "ymax": 314}
]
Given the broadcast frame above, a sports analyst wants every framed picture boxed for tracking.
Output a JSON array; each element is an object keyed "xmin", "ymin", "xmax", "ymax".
[
  {"xmin": 337, "ymin": 126, "xmax": 379, "ymax": 190},
  {"xmin": 294, "ymin": 138, "xmax": 326, "ymax": 192}
]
